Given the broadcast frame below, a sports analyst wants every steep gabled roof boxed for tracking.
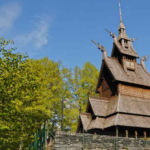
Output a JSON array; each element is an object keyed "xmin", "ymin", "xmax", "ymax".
[
  {"xmin": 96, "ymin": 57, "xmax": 150, "ymax": 92},
  {"xmin": 112, "ymin": 39, "xmax": 139, "ymax": 58},
  {"xmin": 117, "ymin": 22, "xmax": 130, "ymax": 41},
  {"xmin": 105, "ymin": 57, "xmax": 150, "ymax": 87},
  {"xmin": 88, "ymin": 97, "xmax": 108, "ymax": 117},
  {"xmin": 96, "ymin": 59, "xmax": 115, "ymax": 93}
]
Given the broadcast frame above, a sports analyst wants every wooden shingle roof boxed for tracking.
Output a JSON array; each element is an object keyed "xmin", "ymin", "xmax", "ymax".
[
  {"xmin": 112, "ymin": 39, "xmax": 139, "ymax": 58},
  {"xmin": 88, "ymin": 117, "xmax": 105, "ymax": 130},
  {"xmin": 106, "ymin": 96, "xmax": 118, "ymax": 116},
  {"xmin": 117, "ymin": 114, "xmax": 150, "ymax": 128},
  {"xmin": 96, "ymin": 56, "xmax": 150, "ymax": 93},
  {"xmin": 105, "ymin": 114, "xmax": 150, "ymax": 129},
  {"xmin": 88, "ymin": 95, "xmax": 150, "ymax": 117},
  {"xmin": 81, "ymin": 95, "xmax": 150, "ymax": 130},
  {"xmin": 105, "ymin": 57, "xmax": 150, "ymax": 87},
  {"xmin": 82, "ymin": 114, "xmax": 150, "ymax": 130},
  {"xmin": 119, "ymin": 95, "xmax": 150, "ymax": 116},
  {"xmin": 80, "ymin": 113, "xmax": 92, "ymax": 130},
  {"xmin": 117, "ymin": 32, "xmax": 129, "ymax": 41},
  {"xmin": 118, "ymin": 22, "xmax": 126, "ymax": 30},
  {"xmin": 89, "ymin": 97, "xmax": 108, "ymax": 117}
]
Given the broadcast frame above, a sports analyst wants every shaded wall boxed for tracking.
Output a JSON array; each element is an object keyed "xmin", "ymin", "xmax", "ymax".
[{"xmin": 53, "ymin": 131, "xmax": 150, "ymax": 150}]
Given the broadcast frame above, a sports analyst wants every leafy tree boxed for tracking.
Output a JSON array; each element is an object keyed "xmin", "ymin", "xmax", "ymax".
[
  {"xmin": 61, "ymin": 62, "xmax": 99, "ymax": 131},
  {"xmin": 25, "ymin": 61, "xmax": 99, "ymax": 132},
  {"xmin": 0, "ymin": 38, "xmax": 52, "ymax": 150},
  {"xmin": 0, "ymin": 36, "xmax": 99, "ymax": 149},
  {"xmin": 26, "ymin": 58, "xmax": 71, "ymax": 133}
]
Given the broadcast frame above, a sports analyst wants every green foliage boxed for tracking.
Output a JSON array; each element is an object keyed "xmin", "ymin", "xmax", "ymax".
[
  {"xmin": 61, "ymin": 62, "xmax": 99, "ymax": 131},
  {"xmin": 0, "ymin": 38, "xmax": 52, "ymax": 150},
  {"xmin": 0, "ymin": 37, "xmax": 99, "ymax": 149},
  {"xmin": 27, "ymin": 58, "xmax": 69, "ymax": 133}
]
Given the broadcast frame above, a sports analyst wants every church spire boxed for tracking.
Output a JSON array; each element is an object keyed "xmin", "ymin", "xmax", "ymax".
[
  {"xmin": 107, "ymin": 0, "xmax": 139, "ymax": 59},
  {"xmin": 118, "ymin": 0, "xmax": 126, "ymax": 31},
  {"xmin": 117, "ymin": 0, "xmax": 130, "ymax": 42},
  {"xmin": 119, "ymin": 0, "xmax": 122, "ymax": 22}
]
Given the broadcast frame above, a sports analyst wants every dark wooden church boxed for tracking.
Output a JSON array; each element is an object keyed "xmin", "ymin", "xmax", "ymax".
[{"xmin": 77, "ymin": 1, "xmax": 150, "ymax": 138}]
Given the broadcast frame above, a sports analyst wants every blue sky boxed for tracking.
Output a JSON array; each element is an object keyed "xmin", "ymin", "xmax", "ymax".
[{"xmin": 1, "ymin": 0, "xmax": 150, "ymax": 71}]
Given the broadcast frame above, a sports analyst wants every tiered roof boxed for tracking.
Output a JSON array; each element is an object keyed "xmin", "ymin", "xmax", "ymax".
[
  {"xmin": 77, "ymin": 1, "xmax": 150, "ymax": 134},
  {"xmin": 81, "ymin": 114, "xmax": 150, "ymax": 131},
  {"xmin": 79, "ymin": 96, "xmax": 150, "ymax": 131},
  {"xmin": 88, "ymin": 96, "xmax": 150, "ymax": 117}
]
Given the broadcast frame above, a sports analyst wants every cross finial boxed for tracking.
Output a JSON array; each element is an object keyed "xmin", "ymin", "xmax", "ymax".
[{"xmin": 119, "ymin": 0, "xmax": 123, "ymax": 22}]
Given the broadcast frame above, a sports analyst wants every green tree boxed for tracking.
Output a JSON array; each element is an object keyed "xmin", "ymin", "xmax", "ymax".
[
  {"xmin": 0, "ymin": 38, "xmax": 52, "ymax": 150},
  {"xmin": 0, "ymin": 36, "xmax": 99, "ymax": 149},
  {"xmin": 27, "ymin": 58, "xmax": 71, "ymax": 133},
  {"xmin": 61, "ymin": 62, "xmax": 99, "ymax": 131}
]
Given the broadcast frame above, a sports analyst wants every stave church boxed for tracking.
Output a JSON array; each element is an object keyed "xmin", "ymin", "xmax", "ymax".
[{"xmin": 77, "ymin": 1, "xmax": 150, "ymax": 138}]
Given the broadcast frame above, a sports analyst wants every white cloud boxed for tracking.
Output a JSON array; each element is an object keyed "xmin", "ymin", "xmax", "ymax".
[
  {"xmin": 16, "ymin": 15, "xmax": 51, "ymax": 49},
  {"xmin": 0, "ymin": 3, "xmax": 21, "ymax": 33}
]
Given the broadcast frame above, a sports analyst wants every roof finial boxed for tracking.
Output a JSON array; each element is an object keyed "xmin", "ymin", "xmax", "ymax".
[
  {"xmin": 91, "ymin": 40, "xmax": 107, "ymax": 60},
  {"xmin": 119, "ymin": 0, "xmax": 122, "ymax": 22}
]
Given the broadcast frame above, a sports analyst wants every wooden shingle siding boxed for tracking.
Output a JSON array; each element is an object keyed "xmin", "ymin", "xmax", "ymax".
[{"xmin": 119, "ymin": 84, "xmax": 150, "ymax": 99}]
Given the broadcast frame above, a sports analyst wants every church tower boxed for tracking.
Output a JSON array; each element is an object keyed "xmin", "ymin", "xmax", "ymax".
[{"xmin": 77, "ymin": 0, "xmax": 150, "ymax": 137}]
